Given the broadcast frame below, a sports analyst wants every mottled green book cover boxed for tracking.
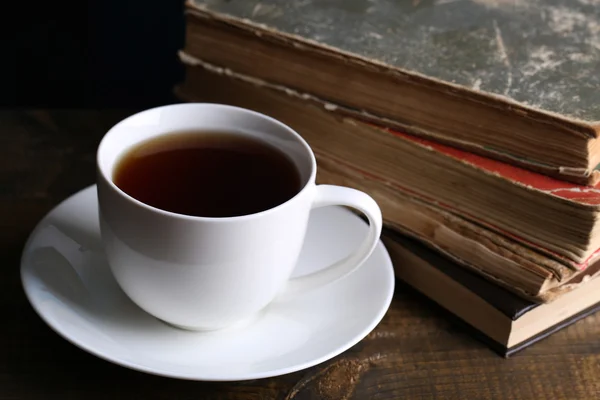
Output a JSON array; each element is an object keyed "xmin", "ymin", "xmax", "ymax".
[{"xmin": 192, "ymin": 0, "xmax": 599, "ymax": 123}]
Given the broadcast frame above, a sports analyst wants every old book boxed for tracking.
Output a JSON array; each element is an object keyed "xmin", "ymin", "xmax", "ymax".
[
  {"xmin": 384, "ymin": 231, "xmax": 600, "ymax": 357},
  {"xmin": 184, "ymin": 0, "xmax": 600, "ymax": 185},
  {"xmin": 316, "ymin": 156, "xmax": 600, "ymax": 303},
  {"xmin": 176, "ymin": 57, "xmax": 600, "ymax": 266},
  {"xmin": 175, "ymin": 60, "xmax": 600, "ymax": 301}
]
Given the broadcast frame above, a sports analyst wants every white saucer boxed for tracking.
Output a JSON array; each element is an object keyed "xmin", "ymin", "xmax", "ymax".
[{"xmin": 20, "ymin": 185, "xmax": 395, "ymax": 381}]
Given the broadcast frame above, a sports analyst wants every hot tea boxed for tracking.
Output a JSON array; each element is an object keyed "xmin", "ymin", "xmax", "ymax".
[{"xmin": 113, "ymin": 131, "xmax": 302, "ymax": 217}]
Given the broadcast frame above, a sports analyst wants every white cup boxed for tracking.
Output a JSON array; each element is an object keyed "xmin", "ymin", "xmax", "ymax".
[{"xmin": 97, "ymin": 103, "xmax": 382, "ymax": 330}]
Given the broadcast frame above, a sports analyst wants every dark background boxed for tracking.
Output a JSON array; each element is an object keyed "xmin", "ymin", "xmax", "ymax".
[{"xmin": 3, "ymin": 0, "xmax": 185, "ymax": 108}]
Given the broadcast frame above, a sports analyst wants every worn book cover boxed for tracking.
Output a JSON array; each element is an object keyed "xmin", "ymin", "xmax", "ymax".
[
  {"xmin": 381, "ymin": 124, "xmax": 600, "ymax": 266},
  {"xmin": 186, "ymin": 0, "xmax": 600, "ymax": 184}
]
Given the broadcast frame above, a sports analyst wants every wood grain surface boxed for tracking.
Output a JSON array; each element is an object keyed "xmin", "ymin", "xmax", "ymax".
[{"xmin": 2, "ymin": 110, "xmax": 600, "ymax": 400}]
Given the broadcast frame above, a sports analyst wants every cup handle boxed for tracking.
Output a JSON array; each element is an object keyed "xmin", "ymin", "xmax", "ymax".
[{"xmin": 282, "ymin": 184, "xmax": 383, "ymax": 298}]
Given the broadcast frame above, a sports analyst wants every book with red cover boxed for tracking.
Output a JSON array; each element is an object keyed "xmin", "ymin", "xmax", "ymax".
[
  {"xmin": 343, "ymin": 125, "xmax": 600, "ymax": 270},
  {"xmin": 375, "ymin": 127, "xmax": 600, "ymax": 269}
]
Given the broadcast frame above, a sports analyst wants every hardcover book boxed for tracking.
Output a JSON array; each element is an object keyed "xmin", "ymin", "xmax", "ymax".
[
  {"xmin": 384, "ymin": 231, "xmax": 600, "ymax": 357},
  {"xmin": 184, "ymin": 0, "xmax": 600, "ymax": 184}
]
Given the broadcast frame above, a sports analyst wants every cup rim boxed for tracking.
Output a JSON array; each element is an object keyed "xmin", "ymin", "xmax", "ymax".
[{"xmin": 97, "ymin": 103, "xmax": 317, "ymax": 222}]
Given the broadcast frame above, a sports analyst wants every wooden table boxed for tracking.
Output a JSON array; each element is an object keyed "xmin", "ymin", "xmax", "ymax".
[{"xmin": 3, "ymin": 110, "xmax": 600, "ymax": 399}]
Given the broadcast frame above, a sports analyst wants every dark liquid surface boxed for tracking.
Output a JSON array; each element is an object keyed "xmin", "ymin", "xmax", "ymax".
[{"xmin": 113, "ymin": 132, "xmax": 302, "ymax": 217}]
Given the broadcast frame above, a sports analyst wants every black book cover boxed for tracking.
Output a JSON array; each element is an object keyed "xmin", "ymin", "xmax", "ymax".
[{"xmin": 384, "ymin": 229, "xmax": 600, "ymax": 357}]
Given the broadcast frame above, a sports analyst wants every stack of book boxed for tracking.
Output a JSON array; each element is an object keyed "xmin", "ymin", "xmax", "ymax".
[{"xmin": 176, "ymin": 0, "xmax": 600, "ymax": 356}]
